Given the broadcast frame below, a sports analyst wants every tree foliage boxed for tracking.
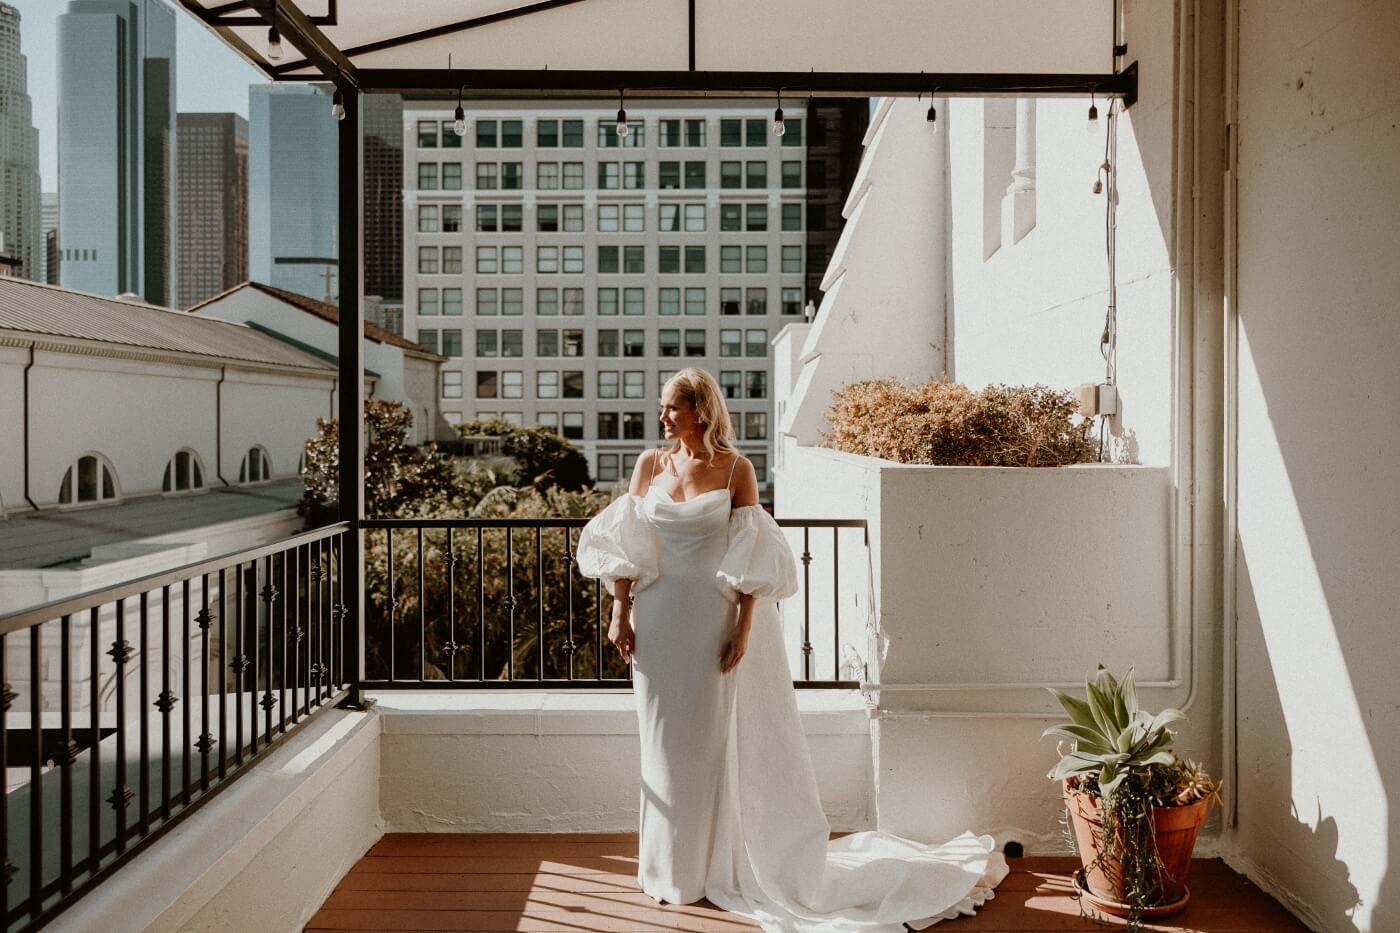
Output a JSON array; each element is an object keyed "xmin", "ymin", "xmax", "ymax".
[
  {"xmin": 363, "ymin": 484, "xmax": 627, "ymax": 682},
  {"xmin": 458, "ymin": 418, "xmax": 594, "ymax": 491},
  {"xmin": 299, "ymin": 403, "xmax": 617, "ymax": 683},
  {"xmin": 299, "ymin": 399, "xmax": 467, "ymax": 523}
]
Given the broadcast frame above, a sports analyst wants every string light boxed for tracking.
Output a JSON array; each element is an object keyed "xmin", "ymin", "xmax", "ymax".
[
  {"xmin": 454, "ymin": 86, "xmax": 467, "ymax": 137},
  {"xmin": 331, "ymin": 89, "xmax": 345, "ymax": 121},
  {"xmin": 266, "ymin": 26, "xmax": 283, "ymax": 61},
  {"xmin": 615, "ymin": 89, "xmax": 629, "ymax": 139},
  {"xmin": 772, "ymin": 89, "xmax": 785, "ymax": 137},
  {"xmin": 1087, "ymin": 89, "xmax": 1099, "ymax": 133}
]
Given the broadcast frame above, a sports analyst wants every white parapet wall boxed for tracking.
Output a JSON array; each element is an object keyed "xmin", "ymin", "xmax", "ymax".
[
  {"xmin": 51, "ymin": 707, "xmax": 381, "ymax": 933},
  {"xmin": 374, "ymin": 690, "xmax": 876, "ymax": 834},
  {"xmin": 775, "ymin": 442, "xmax": 1214, "ymax": 851}
]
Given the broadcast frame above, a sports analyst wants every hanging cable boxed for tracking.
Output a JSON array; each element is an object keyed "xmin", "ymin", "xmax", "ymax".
[{"xmin": 1098, "ymin": 97, "xmax": 1120, "ymax": 460}]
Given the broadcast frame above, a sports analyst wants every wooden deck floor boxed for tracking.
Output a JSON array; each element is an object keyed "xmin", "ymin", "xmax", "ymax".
[{"xmin": 306, "ymin": 833, "xmax": 1307, "ymax": 932}]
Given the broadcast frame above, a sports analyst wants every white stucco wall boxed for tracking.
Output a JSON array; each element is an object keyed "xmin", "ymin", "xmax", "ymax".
[
  {"xmin": 1226, "ymin": 2, "xmax": 1400, "ymax": 929},
  {"xmin": 195, "ymin": 287, "xmax": 442, "ymax": 445},
  {"xmin": 944, "ymin": 0, "xmax": 1177, "ymax": 467},
  {"xmin": 0, "ymin": 345, "xmax": 26, "ymax": 514},
  {"xmin": 50, "ymin": 709, "xmax": 382, "ymax": 933},
  {"xmin": 0, "ymin": 344, "xmax": 333, "ymax": 512},
  {"xmin": 27, "ymin": 352, "xmax": 219, "ymax": 506},
  {"xmin": 775, "ymin": 444, "xmax": 1204, "ymax": 849},
  {"xmin": 769, "ymin": 0, "xmax": 1223, "ymax": 860},
  {"xmin": 219, "ymin": 371, "xmax": 333, "ymax": 482},
  {"xmin": 374, "ymin": 692, "xmax": 875, "ymax": 834},
  {"xmin": 782, "ymin": 98, "xmax": 949, "ymax": 446}
]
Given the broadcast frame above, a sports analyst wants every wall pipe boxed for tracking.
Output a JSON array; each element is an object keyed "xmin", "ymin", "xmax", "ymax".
[
  {"xmin": 215, "ymin": 366, "xmax": 230, "ymax": 485},
  {"xmin": 22, "ymin": 345, "xmax": 38, "ymax": 510}
]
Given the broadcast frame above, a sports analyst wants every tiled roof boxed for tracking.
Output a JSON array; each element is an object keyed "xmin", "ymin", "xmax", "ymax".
[
  {"xmin": 0, "ymin": 279, "xmax": 333, "ymax": 373},
  {"xmin": 192, "ymin": 281, "xmax": 444, "ymax": 361}
]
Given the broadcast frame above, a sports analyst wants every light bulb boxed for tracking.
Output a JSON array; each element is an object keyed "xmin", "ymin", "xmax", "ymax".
[
  {"xmin": 1093, "ymin": 176, "xmax": 1103, "ymax": 195},
  {"xmin": 926, "ymin": 102, "xmax": 938, "ymax": 132},
  {"xmin": 1087, "ymin": 103, "xmax": 1099, "ymax": 133},
  {"xmin": 331, "ymin": 90, "xmax": 345, "ymax": 121},
  {"xmin": 453, "ymin": 104, "xmax": 466, "ymax": 137},
  {"xmin": 267, "ymin": 26, "xmax": 282, "ymax": 62},
  {"xmin": 772, "ymin": 106, "xmax": 785, "ymax": 137},
  {"xmin": 615, "ymin": 108, "xmax": 629, "ymax": 139}
]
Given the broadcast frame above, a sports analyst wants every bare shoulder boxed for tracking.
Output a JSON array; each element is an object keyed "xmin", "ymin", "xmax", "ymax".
[
  {"xmin": 728, "ymin": 450, "xmax": 760, "ymax": 507},
  {"xmin": 627, "ymin": 446, "xmax": 662, "ymax": 495}
]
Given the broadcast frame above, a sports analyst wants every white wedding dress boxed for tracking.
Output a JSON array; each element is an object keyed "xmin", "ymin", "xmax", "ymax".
[{"xmin": 577, "ymin": 467, "xmax": 1007, "ymax": 932}]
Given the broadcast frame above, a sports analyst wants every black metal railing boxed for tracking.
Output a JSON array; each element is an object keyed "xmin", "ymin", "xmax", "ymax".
[
  {"xmin": 0, "ymin": 523, "xmax": 351, "ymax": 932},
  {"xmin": 0, "ymin": 512, "xmax": 866, "ymax": 929},
  {"xmin": 360, "ymin": 517, "xmax": 868, "ymax": 689}
]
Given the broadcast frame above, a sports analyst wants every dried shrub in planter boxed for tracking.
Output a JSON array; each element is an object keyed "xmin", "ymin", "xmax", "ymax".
[{"xmin": 823, "ymin": 379, "xmax": 1098, "ymax": 466}]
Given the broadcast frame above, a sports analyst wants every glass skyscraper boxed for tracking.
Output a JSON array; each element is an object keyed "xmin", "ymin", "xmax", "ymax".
[
  {"xmin": 176, "ymin": 113, "xmax": 248, "ymax": 309},
  {"xmin": 57, "ymin": 0, "xmax": 176, "ymax": 304},
  {"xmin": 0, "ymin": 3, "xmax": 40, "ymax": 281},
  {"xmin": 248, "ymin": 83, "xmax": 340, "ymax": 302}
]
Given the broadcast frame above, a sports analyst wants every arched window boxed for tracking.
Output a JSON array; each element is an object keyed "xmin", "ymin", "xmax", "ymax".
[
  {"xmin": 238, "ymin": 445, "xmax": 272, "ymax": 484},
  {"xmin": 58, "ymin": 453, "xmax": 119, "ymax": 506},
  {"xmin": 162, "ymin": 449, "xmax": 206, "ymax": 495}
]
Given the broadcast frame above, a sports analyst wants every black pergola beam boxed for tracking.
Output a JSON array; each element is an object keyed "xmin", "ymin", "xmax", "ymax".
[
  {"xmin": 245, "ymin": 0, "xmax": 357, "ymax": 86},
  {"xmin": 301, "ymin": 64, "xmax": 1138, "ymax": 106},
  {"xmin": 273, "ymin": 0, "xmax": 591, "ymax": 76}
]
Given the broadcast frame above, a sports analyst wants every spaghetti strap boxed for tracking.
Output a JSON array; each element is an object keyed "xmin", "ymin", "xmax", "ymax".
[
  {"xmin": 650, "ymin": 446, "xmax": 663, "ymax": 484},
  {"xmin": 726, "ymin": 452, "xmax": 740, "ymax": 492}
]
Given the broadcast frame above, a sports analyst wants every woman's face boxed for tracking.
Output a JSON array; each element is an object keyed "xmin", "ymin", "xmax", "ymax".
[{"xmin": 659, "ymin": 383, "xmax": 702, "ymax": 440}]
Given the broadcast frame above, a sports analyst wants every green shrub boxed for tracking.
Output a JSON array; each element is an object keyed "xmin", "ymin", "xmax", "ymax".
[{"xmin": 822, "ymin": 378, "xmax": 1097, "ymax": 466}]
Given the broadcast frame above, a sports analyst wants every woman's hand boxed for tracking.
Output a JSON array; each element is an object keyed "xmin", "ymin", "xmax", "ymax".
[
  {"xmin": 608, "ymin": 600, "xmax": 635, "ymax": 663},
  {"xmin": 720, "ymin": 620, "xmax": 750, "ymax": 673},
  {"xmin": 721, "ymin": 595, "xmax": 756, "ymax": 673}
]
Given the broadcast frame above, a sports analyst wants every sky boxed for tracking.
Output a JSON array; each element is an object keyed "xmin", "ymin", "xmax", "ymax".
[{"xmin": 11, "ymin": 0, "xmax": 269, "ymax": 192}]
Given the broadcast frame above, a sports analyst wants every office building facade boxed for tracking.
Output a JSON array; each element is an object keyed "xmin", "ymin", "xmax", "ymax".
[
  {"xmin": 0, "ymin": 3, "xmax": 40, "ymax": 282},
  {"xmin": 402, "ymin": 99, "xmax": 864, "ymax": 495},
  {"xmin": 363, "ymin": 93, "xmax": 404, "ymax": 307},
  {"xmin": 176, "ymin": 113, "xmax": 248, "ymax": 309},
  {"xmin": 56, "ymin": 0, "xmax": 176, "ymax": 305}
]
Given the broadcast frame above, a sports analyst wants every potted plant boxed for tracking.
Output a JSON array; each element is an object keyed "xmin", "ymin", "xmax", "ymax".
[{"xmin": 1044, "ymin": 667, "xmax": 1222, "ymax": 927}]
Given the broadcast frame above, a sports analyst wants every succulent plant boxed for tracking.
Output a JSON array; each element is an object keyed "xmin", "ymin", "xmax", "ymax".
[{"xmin": 1043, "ymin": 666, "xmax": 1182, "ymax": 802}]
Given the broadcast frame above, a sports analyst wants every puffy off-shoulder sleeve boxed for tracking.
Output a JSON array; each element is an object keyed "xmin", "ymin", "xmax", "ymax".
[
  {"xmin": 716, "ymin": 504, "xmax": 799, "ymax": 601},
  {"xmin": 576, "ymin": 494, "xmax": 660, "ymax": 593}
]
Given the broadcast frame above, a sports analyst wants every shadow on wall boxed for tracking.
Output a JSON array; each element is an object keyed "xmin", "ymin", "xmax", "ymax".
[
  {"xmin": 1234, "ymin": 550, "xmax": 1362, "ymax": 929},
  {"xmin": 1233, "ymin": 299, "xmax": 1400, "ymax": 929}
]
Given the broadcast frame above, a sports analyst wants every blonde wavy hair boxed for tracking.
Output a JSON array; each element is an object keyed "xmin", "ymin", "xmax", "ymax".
[{"xmin": 660, "ymin": 367, "xmax": 737, "ymax": 469}]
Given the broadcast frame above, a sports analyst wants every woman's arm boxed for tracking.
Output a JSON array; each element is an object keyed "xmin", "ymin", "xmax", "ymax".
[
  {"xmin": 721, "ymin": 455, "xmax": 761, "ymax": 673},
  {"xmin": 606, "ymin": 450, "xmax": 655, "ymax": 662}
]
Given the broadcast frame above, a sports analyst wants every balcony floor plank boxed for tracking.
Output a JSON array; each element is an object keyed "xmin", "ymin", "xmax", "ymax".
[{"xmin": 307, "ymin": 833, "xmax": 1306, "ymax": 932}]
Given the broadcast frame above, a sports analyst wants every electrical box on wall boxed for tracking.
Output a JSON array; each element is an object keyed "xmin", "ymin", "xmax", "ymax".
[{"xmin": 1075, "ymin": 383, "xmax": 1118, "ymax": 417}]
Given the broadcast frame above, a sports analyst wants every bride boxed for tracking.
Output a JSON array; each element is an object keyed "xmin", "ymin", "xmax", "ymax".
[{"xmin": 577, "ymin": 367, "xmax": 1007, "ymax": 931}]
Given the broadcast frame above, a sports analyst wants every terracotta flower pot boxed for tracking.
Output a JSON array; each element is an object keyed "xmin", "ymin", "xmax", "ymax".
[{"xmin": 1063, "ymin": 779, "xmax": 1210, "ymax": 916}]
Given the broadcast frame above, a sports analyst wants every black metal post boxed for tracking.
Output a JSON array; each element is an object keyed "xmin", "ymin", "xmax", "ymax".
[{"xmin": 337, "ymin": 84, "xmax": 367, "ymax": 709}]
